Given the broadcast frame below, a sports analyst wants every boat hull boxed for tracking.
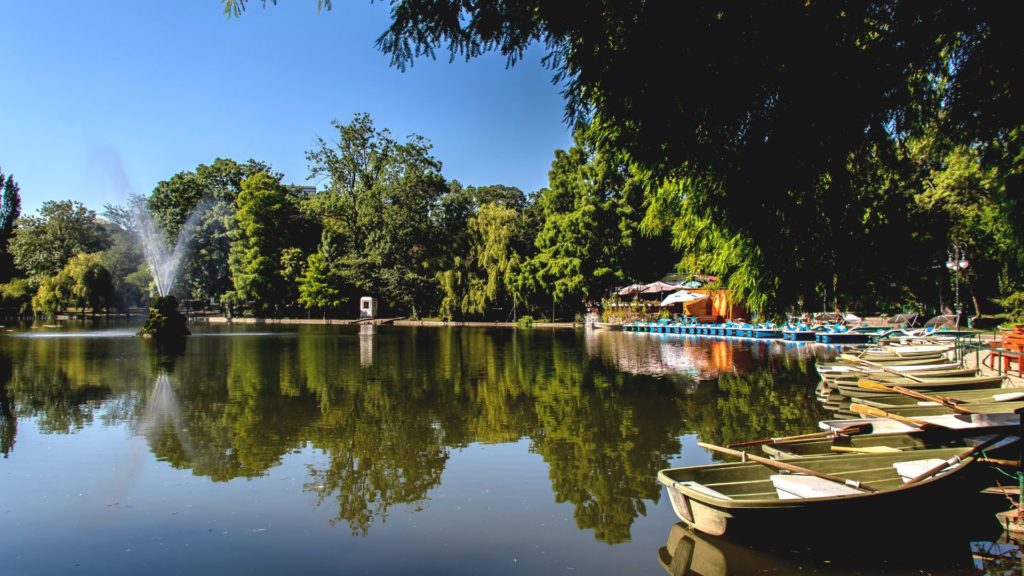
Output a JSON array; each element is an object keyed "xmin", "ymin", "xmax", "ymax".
[{"xmin": 659, "ymin": 445, "xmax": 1003, "ymax": 538}]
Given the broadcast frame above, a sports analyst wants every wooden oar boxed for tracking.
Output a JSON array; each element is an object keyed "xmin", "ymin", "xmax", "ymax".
[
  {"xmin": 840, "ymin": 356, "xmax": 926, "ymax": 382},
  {"xmin": 726, "ymin": 423, "xmax": 871, "ymax": 449},
  {"xmin": 698, "ymin": 442, "xmax": 879, "ymax": 492},
  {"xmin": 903, "ymin": 434, "xmax": 1011, "ymax": 486},
  {"xmin": 848, "ymin": 402, "xmax": 945, "ymax": 429},
  {"xmin": 857, "ymin": 379, "xmax": 979, "ymax": 414}
]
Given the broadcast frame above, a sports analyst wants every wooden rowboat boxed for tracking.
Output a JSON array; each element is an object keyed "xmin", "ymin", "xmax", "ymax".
[
  {"xmin": 819, "ymin": 412, "xmax": 1019, "ymax": 434},
  {"xmin": 832, "ymin": 375, "xmax": 1005, "ymax": 398},
  {"xmin": 762, "ymin": 428, "xmax": 1018, "ymax": 459},
  {"xmin": 854, "ymin": 388, "xmax": 1024, "ymax": 408},
  {"xmin": 823, "ymin": 387, "xmax": 1024, "ymax": 415},
  {"xmin": 848, "ymin": 399, "xmax": 1024, "ymax": 418},
  {"xmin": 658, "ymin": 441, "xmax": 1014, "ymax": 538},
  {"xmin": 819, "ymin": 369, "xmax": 982, "ymax": 390},
  {"xmin": 849, "ymin": 344, "xmax": 954, "ymax": 357},
  {"xmin": 816, "ymin": 362, "xmax": 960, "ymax": 376},
  {"xmin": 592, "ymin": 322, "xmax": 624, "ymax": 331},
  {"xmin": 838, "ymin": 353, "xmax": 950, "ymax": 366}
]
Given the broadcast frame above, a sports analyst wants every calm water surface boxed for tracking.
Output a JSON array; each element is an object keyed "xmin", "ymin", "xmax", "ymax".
[{"xmin": 0, "ymin": 323, "xmax": 1018, "ymax": 574}]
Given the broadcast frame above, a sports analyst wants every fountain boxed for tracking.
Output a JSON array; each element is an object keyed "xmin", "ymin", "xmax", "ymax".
[
  {"xmin": 137, "ymin": 294, "xmax": 190, "ymax": 338},
  {"xmin": 134, "ymin": 204, "xmax": 204, "ymax": 339}
]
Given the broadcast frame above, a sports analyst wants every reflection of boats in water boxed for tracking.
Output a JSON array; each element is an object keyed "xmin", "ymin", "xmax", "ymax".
[
  {"xmin": 584, "ymin": 330, "xmax": 838, "ymax": 385},
  {"xmin": 584, "ymin": 331, "xmax": 744, "ymax": 382},
  {"xmin": 658, "ymin": 523, "xmax": 728, "ymax": 576},
  {"xmin": 658, "ymin": 522, "xmax": 993, "ymax": 575}
]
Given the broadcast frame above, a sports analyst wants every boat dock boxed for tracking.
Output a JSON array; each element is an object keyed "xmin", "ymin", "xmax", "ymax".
[
  {"xmin": 958, "ymin": 334, "xmax": 1024, "ymax": 388},
  {"xmin": 622, "ymin": 319, "xmax": 871, "ymax": 344}
]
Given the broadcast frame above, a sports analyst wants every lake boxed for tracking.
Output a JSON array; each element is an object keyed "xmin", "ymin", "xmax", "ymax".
[{"xmin": 0, "ymin": 323, "xmax": 1018, "ymax": 574}]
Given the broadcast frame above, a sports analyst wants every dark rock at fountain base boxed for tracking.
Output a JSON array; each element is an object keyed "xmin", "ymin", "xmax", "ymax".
[{"xmin": 137, "ymin": 295, "xmax": 191, "ymax": 339}]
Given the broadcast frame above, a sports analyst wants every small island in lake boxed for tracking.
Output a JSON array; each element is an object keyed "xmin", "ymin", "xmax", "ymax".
[{"xmin": 137, "ymin": 295, "xmax": 191, "ymax": 339}]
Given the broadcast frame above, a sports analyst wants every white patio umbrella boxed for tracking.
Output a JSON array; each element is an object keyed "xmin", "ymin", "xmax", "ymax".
[{"xmin": 659, "ymin": 290, "xmax": 708, "ymax": 307}]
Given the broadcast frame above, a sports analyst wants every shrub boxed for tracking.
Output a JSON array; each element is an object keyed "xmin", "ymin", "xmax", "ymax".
[
  {"xmin": 516, "ymin": 315, "xmax": 534, "ymax": 329},
  {"xmin": 997, "ymin": 291, "xmax": 1024, "ymax": 324}
]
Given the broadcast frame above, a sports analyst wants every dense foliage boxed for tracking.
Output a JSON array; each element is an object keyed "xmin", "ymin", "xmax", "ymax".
[
  {"xmin": 206, "ymin": 1, "xmax": 1024, "ymax": 319},
  {"xmin": 0, "ymin": 166, "xmax": 20, "ymax": 283},
  {"xmin": 5, "ymin": 1, "xmax": 1024, "ymax": 318}
]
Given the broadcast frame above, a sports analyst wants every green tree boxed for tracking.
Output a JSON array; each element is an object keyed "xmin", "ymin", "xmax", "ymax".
[
  {"xmin": 297, "ymin": 252, "xmax": 343, "ymax": 318},
  {"xmin": 909, "ymin": 136, "xmax": 1021, "ymax": 316},
  {"xmin": 227, "ymin": 172, "xmax": 296, "ymax": 315},
  {"xmin": 432, "ymin": 181, "xmax": 542, "ymax": 320},
  {"xmin": 30, "ymin": 273, "xmax": 70, "ymax": 318},
  {"xmin": 147, "ymin": 158, "xmax": 279, "ymax": 304},
  {"xmin": 523, "ymin": 123, "xmax": 675, "ymax": 308},
  {"xmin": 278, "ymin": 247, "xmax": 307, "ymax": 311},
  {"xmin": 0, "ymin": 278, "xmax": 34, "ymax": 316},
  {"xmin": 9, "ymin": 201, "xmax": 109, "ymax": 279},
  {"xmin": 62, "ymin": 252, "xmax": 115, "ymax": 318},
  {"xmin": 0, "ymin": 166, "xmax": 21, "ymax": 282},
  {"xmin": 305, "ymin": 113, "xmax": 448, "ymax": 316},
  {"xmin": 462, "ymin": 203, "xmax": 523, "ymax": 316},
  {"xmin": 100, "ymin": 202, "xmax": 149, "ymax": 311}
]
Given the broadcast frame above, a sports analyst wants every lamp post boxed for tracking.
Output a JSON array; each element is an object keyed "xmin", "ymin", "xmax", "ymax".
[{"xmin": 945, "ymin": 244, "xmax": 969, "ymax": 327}]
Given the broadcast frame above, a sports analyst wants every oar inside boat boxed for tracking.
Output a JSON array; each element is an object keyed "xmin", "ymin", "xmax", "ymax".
[
  {"xmin": 697, "ymin": 442, "xmax": 880, "ymax": 493},
  {"xmin": 857, "ymin": 379, "xmax": 979, "ymax": 414},
  {"xmin": 903, "ymin": 434, "xmax": 1014, "ymax": 486},
  {"xmin": 726, "ymin": 424, "xmax": 871, "ymax": 449},
  {"xmin": 842, "ymin": 357, "xmax": 927, "ymax": 382},
  {"xmin": 848, "ymin": 403, "xmax": 946, "ymax": 430}
]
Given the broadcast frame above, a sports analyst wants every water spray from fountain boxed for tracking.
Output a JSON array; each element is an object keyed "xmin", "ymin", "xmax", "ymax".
[
  {"xmin": 134, "ymin": 200, "xmax": 208, "ymax": 297},
  {"xmin": 132, "ymin": 200, "xmax": 209, "ymax": 338}
]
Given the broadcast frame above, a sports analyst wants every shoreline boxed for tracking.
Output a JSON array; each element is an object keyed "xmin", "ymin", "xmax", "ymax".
[{"xmin": 194, "ymin": 316, "xmax": 583, "ymax": 330}]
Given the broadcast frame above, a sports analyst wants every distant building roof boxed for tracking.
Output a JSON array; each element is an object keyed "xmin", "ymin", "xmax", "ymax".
[{"xmin": 288, "ymin": 185, "xmax": 317, "ymax": 197}]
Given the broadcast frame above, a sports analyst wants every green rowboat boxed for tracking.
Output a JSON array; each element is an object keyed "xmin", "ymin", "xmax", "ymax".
[
  {"xmin": 658, "ymin": 441, "xmax": 1014, "ymax": 538},
  {"xmin": 848, "ymin": 399, "xmax": 1024, "ymax": 418},
  {"xmin": 762, "ymin": 429, "xmax": 1017, "ymax": 459}
]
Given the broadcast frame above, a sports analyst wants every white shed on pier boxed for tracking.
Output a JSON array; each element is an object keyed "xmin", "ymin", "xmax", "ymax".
[{"xmin": 359, "ymin": 296, "xmax": 377, "ymax": 319}]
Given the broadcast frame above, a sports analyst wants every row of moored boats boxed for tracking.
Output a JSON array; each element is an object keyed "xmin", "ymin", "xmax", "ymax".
[
  {"xmin": 615, "ymin": 317, "xmax": 972, "ymax": 344},
  {"xmin": 620, "ymin": 318, "xmax": 873, "ymax": 343},
  {"xmin": 657, "ymin": 341, "xmax": 1022, "ymax": 539}
]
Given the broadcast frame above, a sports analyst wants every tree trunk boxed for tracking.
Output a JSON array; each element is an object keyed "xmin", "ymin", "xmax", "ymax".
[{"xmin": 963, "ymin": 272, "xmax": 981, "ymax": 317}]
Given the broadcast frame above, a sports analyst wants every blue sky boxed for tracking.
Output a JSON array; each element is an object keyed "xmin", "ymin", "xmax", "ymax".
[{"xmin": 0, "ymin": 2, "xmax": 573, "ymax": 216}]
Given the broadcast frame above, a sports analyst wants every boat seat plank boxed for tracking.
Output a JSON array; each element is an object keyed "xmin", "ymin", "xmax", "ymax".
[
  {"xmin": 674, "ymin": 480, "xmax": 734, "ymax": 501},
  {"xmin": 729, "ymin": 491, "xmax": 781, "ymax": 500},
  {"xmin": 893, "ymin": 459, "xmax": 947, "ymax": 482},
  {"xmin": 770, "ymin": 475, "xmax": 864, "ymax": 499}
]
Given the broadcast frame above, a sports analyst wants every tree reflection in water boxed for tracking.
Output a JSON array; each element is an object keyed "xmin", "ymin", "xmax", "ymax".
[
  {"xmin": 0, "ymin": 349, "xmax": 15, "ymax": 458},
  {"xmin": 0, "ymin": 326, "xmax": 828, "ymax": 542}
]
